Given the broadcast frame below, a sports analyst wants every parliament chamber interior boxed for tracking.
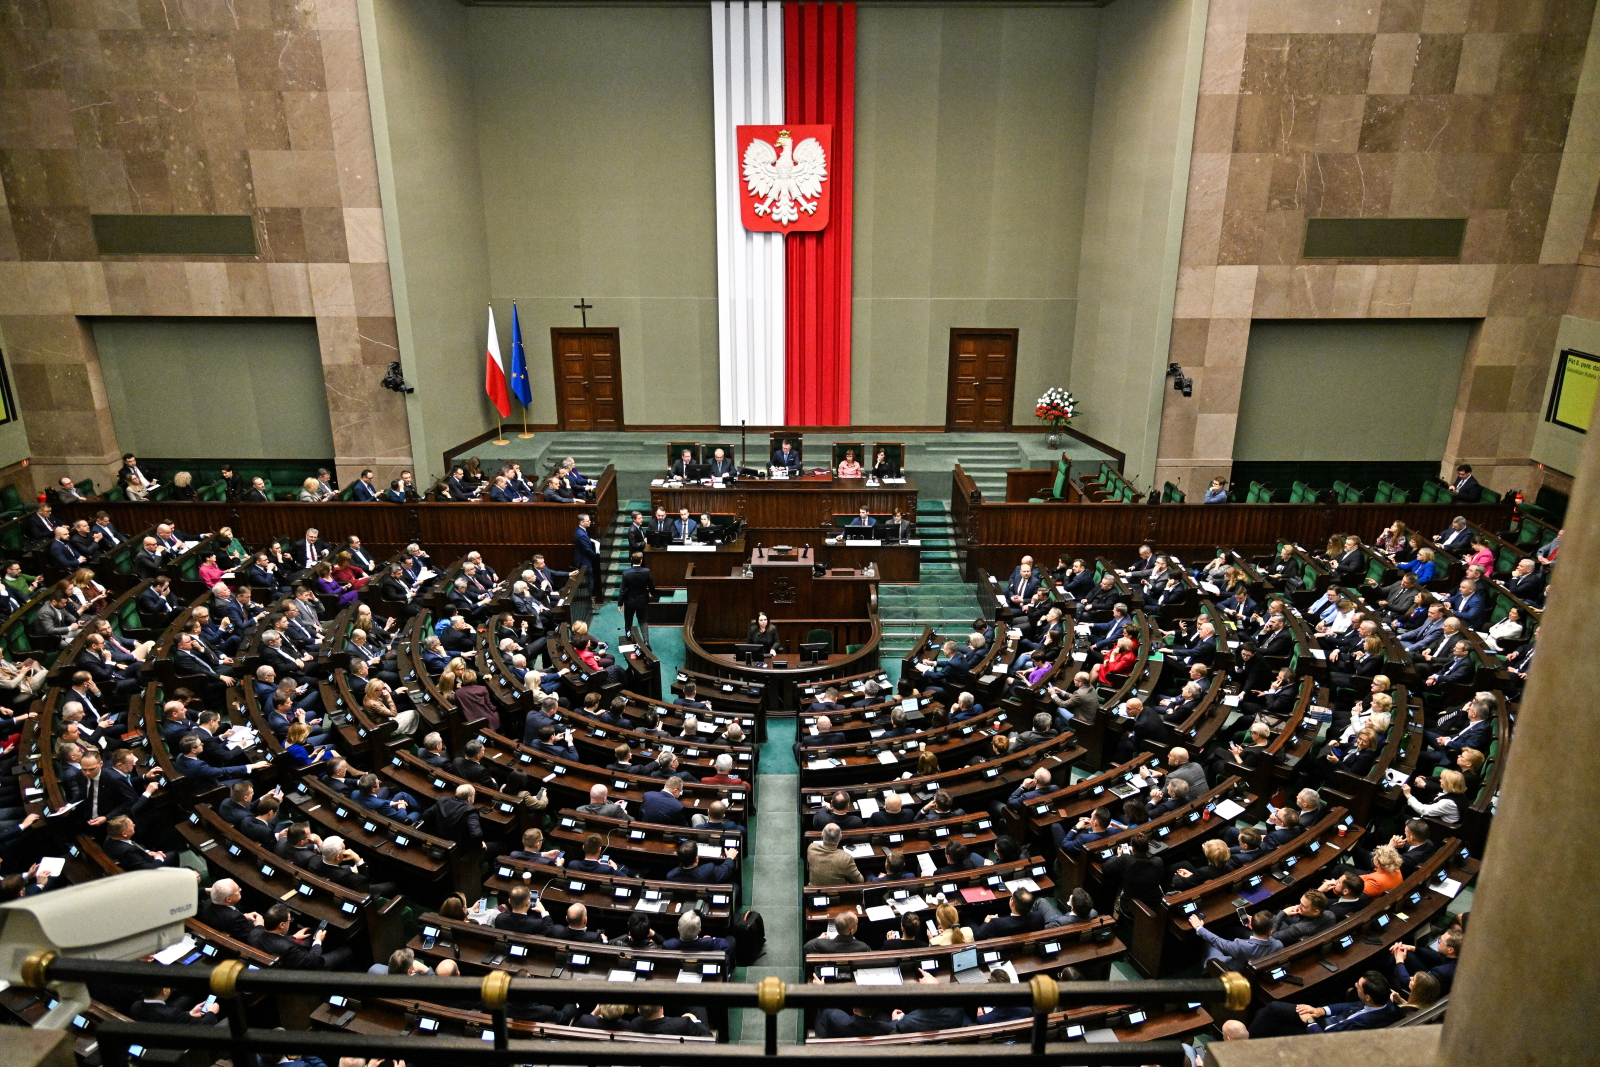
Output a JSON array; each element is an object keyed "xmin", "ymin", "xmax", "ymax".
[{"xmin": 0, "ymin": 1, "xmax": 1594, "ymax": 1066}]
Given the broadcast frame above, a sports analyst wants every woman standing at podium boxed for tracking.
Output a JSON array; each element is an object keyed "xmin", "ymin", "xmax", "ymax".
[{"xmin": 747, "ymin": 611, "xmax": 782, "ymax": 657}]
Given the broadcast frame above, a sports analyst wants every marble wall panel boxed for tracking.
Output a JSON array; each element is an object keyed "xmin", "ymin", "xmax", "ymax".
[
  {"xmin": 0, "ymin": 0, "xmax": 411, "ymax": 484},
  {"xmin": 1157, "ymin": 0, "xmax": 1600, "ymax": 497}
]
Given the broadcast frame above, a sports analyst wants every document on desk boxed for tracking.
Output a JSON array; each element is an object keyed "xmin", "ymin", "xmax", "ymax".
[
  {"xmin": 807, "ymin": 759, "xmax": 843, "ymax": 770},
  {"xmin": 634, "ymin": 899, "xmax": 665, "ymax": 913},
  {"xmin": 876, "ymin": 751, "xmax": 898, "ymax": 765},
  {"xmin": 1003, "ymin": 878, "xmax": 1040, "ymax": 894},
  {"xmin": 1434, "ymin": 877, "xmax": 1464, "ymax": 899},
  {"xmin": 153, "ymin": 937, "xmax": 197, "ymax": 965},
  {"xmin": 853, "ymin": 966, "xmax": 904, "ymax": 986},
  {"xmin": 959, "ymin": 886, "xmax": 997, "ymax": 904},
  {"xmin": 607, "ymin": 969, "xmax": 637, "ymax": 982},
  {"xmin": 676, "ymin": 970, "xmax": 703, "ymax": 983},
  {"xmin": 996, "ymin": 595, "xmax": 1008, "ymax": 606},
  {"xmin": 1212, "ymin": 798, "xmax": 1247, "ymax": 821},
  {"xmin": 856, "ymin": 796, "xmax": 881, "ymax": 818},
  {"xmin": 697, "ymin": 843, "xmax": 723, "ymax": 859},
  {"xmin": 896, "ymin": 895, "xmax": 930, "ymax": 913},
  {"xmin": 844, "ymin": 843, "xmax": 874, "ymax": 859},
  {"xmin": 917, "ymin": 852, "xmax": 937, "ymax": 877},
  {"xmin": 864, "ymin": 905, "xmax": 898, "ymax": 924}
]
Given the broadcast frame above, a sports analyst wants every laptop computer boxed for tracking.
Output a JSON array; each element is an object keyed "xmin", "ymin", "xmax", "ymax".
[{"xmin": 951, "ymin": 947, "xmax": 986, "ymax": 984}]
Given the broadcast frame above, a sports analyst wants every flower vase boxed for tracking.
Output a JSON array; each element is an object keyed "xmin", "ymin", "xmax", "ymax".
[{"xmin": 1046, "ymin": 431, "xmax": 1059, "ymax": 449}]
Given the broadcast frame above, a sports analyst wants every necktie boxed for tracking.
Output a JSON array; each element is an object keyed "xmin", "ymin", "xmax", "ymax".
[{"xmin": 89, "ymin": 776, "xmax": 100, "ymax": 819}]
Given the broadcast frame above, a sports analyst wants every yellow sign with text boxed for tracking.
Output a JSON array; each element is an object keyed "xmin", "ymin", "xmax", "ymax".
[{"xmin": 1549, "ymin": 350, "xmax": 1599, "ymax": 433}]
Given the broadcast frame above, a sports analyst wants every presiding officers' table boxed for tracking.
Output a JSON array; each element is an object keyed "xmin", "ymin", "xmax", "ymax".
[{"xmin": 651, "ymin": 473, "xmax": 921, "ymax": 581}]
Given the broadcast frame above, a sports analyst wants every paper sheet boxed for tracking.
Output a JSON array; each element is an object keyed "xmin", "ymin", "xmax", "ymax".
[
  {"xmin": 917, "ymin": 852, "xmax": 936, "ymax": 876},
  {"xmin": 1212, "ymin": 798, "xmax": 1247, "ymax": 821},
  {"xmin": 844, "ymin": 844, "xmax": 874, "ymax": 859},
  {"xmin": 856, "ymin": 796, "xmax": 881, "ymax": 818},
  {"xmin": 152, "ymin": 937, "xmax": 196, "ymax": 964},
  {"xmin": 853, "ymin": 966, "xmax": 904, "ymax": 986},
  {"xmin": 1434, "ymin": 877, "xmax": 1464, "ymax": 899},
  {"xmin": 877, "ymin": 751, "xmax": 898, "ymax": 764}
]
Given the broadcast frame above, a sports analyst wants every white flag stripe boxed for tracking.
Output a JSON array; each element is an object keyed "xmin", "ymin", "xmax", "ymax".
[{"xmin": 712, "ymin": 0, "xmax": 785, "ymax": 426}]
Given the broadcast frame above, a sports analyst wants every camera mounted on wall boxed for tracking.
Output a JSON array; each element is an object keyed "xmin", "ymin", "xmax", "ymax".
[
  {"xmin": 382, "ymin": 361, "xmax": 415, "ymax": 395},
  {"xmin": 1166, "ymin": 362, "xmax": 1193, "ymax": 398}
]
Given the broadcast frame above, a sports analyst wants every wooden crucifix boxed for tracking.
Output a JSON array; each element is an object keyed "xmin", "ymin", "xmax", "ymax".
[{"xmin": 574, "ymin": 297, "xmax": 593, "ymax": 327}]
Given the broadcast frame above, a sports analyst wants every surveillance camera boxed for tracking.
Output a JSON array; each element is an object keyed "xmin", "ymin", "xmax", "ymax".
[
  {"xmin": 381, "ymin": 361, "xmax": 415, "ymax": 395},
  {"xmin": 0, "ymin": 869, "xmax": 197, "ymax": 1028}
]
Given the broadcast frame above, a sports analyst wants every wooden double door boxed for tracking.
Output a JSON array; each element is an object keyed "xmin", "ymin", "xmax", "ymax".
[
  {"xmin": 946, "ymin": 328, "xmax": 1018, "ymax": 431},
  {"xmin": 552, "ymin": 327, "xmax": 624, "ymax": 431}
]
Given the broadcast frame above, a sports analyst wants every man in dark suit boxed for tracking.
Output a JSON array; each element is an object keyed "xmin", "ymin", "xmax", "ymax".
[
  {"xmin": 801, "ymin": 910, "xmax": 871, "ymax": 954},
  {"xmin": 350, "ymin": 469, "xmax": 380, "ymax": 501},
  {"xmin": 127, "ymin": 987, "xmax": 222, "ymax": 1025},
  {"xmin": 198, "ymin": 879, "xmax": 262, "ymax": 941},
  {"xmin": 770, "ymin": 439, "xmax": 801, "ymax": 471},
  {"xmin": 641, "ymin": 777, "xmax": 689, "ymax": 825},
  {"xmin": 1269, "ymin": 890, "xmax": 1336, "ymax": 945},
  {"xmin": 1503, "ymin": 557, "xmax": 1545, "ymax": 605},
  {"xmin": 631, "ymin": 1004, "xmax": 713, "ymax": 1037},
  {"xmin": 1436, "ymin": 517, "xmax": 1473, "ymax": 553},
  {"xmin": 47, "ymin": 525, "xmax": 85, "ymax": 570},
  {"xmin": 248, "ymin": 903, "xmax": 352, "ymax": 969},
  {"xmin": 1445, "ymin": 579, "xmax": 1489, "ymax": 630},
  {"xmin": 624, "ymin": 511, "xmax": 649, "ymax": 557},
  {"xmin": 974, "ymin": 889, "xmax": 1036, "ymax": 940},
  {"xmin": 1418, "ymin": 698, "xmax": 1492, "ymax": 771},
  {"xmin": 794, "ymin": 715, "xmax": 845, "ymax": 763},
  {"xmin": 848, "ymin": 505, "xmax": 876, "ymax": 530},
  {"xmin": 572, "ymin": 514, "xmax": 601, "ymax": 600},
  {"xmin": 665, "ymin": 838, "xmax": 738, "ymax": 883},
  {"xmin": 810, "ymin": 791, "xmax": 863, "ymax": 831},
  {"xmin": 492, "ymin": 886, "xmax": 551, "ymax": 934},
  {"xmin": 1423, "ymin": 641, "xmax": 1477, "ymax": 692},
  {"xmin": 1248, "ymin": 971, "xmax": 1401, "ymax": 1037},
  {"xmin": 1447, "ymin": 465, "xmax": 1482, "ymax": 503},
  {"xmin": 288, "ymin": 529, "xmax": 327, "ymax": 580},
  {"xmin": 550, "ymin": 902, "xmax": 604, "ymax": 943},
  {"xmin": 21, "ymin": 504, "xmax": 54, "ymax": 544},
  {"xmin": 618, "ymin": 553, "xmax": 656, "ymax": 638},
  {"xmin": 102, "ymin": 815, "xmax": 171, "ymax": 870},
  {"xmin": 707, "ymin": 447, "xmax": 735, "ymax": 479},
  {"xmin": 418, "ymin": 783, "xmax": 484, "ymax": 848},
  {"xmin": 174, "ymin": 733, "xmax": 268, "ymax": 788}
]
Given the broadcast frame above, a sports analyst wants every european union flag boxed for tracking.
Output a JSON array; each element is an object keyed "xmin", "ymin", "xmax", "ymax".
[{"xmin": 508, "ymin": 302, "xmax": 532, "ymax": 407}]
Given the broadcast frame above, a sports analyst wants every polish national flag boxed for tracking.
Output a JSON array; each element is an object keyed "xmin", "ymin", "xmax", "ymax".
[{"xmin": 485, "ymin": 304, "xmax": 510, "ymax": 418}]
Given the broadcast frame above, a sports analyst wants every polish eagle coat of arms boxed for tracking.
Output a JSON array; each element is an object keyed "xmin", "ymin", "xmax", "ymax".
[{"xmin": 736, "ymin": 124, "xmax": 832, "ymax": 233}]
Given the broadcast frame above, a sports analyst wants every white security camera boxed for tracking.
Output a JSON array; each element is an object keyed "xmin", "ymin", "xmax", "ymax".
[{"xmin": 0, "ymin": 869, "xmax": 197, "ymax": 1028}]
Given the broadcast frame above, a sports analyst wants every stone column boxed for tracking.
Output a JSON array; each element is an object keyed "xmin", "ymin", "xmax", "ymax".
[{"xmin": 1437, "ymin": 396, "xmax": 1600, "ymax": 1061}]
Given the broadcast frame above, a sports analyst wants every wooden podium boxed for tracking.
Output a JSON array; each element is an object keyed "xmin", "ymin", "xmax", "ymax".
[{"xmin": 681, "ymin": 545, "xmax": 882, "ymax": 715}]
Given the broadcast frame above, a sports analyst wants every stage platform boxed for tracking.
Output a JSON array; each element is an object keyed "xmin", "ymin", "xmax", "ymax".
[{"xmin": 446, "ymin": 429, "xmax": 1117, "ymax": 504}]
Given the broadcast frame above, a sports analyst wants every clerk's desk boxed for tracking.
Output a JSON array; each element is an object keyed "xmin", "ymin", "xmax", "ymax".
[
  {"xmin": 651, "ymin": 472, "xmax": 919, "ymax": 532},
  {"xmin": 682, "ymin": 546, "xmax": 883, "ymax": 717}
]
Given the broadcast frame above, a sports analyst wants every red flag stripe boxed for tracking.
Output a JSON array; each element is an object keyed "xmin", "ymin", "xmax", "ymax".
[{"xmin": 784, "ymin": 1, "xmax": 854, "ymax": 426}]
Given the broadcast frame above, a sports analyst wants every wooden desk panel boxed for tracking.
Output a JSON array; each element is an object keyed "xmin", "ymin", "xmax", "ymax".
[
  {"xmin": 651, "ymin": 475, "xmax": 917, "ymax": 531},
  {"xmin": 55, "ymin": 466, "xmax": 618, "ymax": 576},
  {"xmin": 683, "ymin": 559, "xmax": 877, "ymax": 636},
  {"xmin": 643, "ymin": 539, "xmax": 747, "ymax": 587}
]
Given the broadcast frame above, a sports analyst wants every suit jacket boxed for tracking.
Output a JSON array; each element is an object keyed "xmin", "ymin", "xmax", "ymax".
[
  {"xmin": 351, "ymin": 480, "xmax": 379, "ymax": 502},
  {"xmin": 1319, "ymin": 1001, "xmax": 1405, "ymax": 1032},
  {"xmin": 247, "ymin": 929, "xmax": 328, "ymax": 968},
  {"xmin": 707, "ymin": 457, "xmax": 735, "ymax": 478},
  {"xmin": 1434, "ymin": 718, "xmax": 1491, "ymax": 756},
  {"xmin": 419, "ymin": 797, "xmax": 482, "ymax": 845},
  {"xmin": 640, "ymin": 790, "xmax": 688, "ymax": 825},
  {"xmin": 197, "ymin": 900, "xmax": 256, "ymax": 941},
  {"xmin": 105, "ymin": 836, "xmax": 163, "ymax": 871},
  {"xmin": 493, "ymin": 911, "xmax": 549, "ymax": 936},
  {"xmin": 289, "ymin": 539, "xmax": 328, "ymax": 571},
  {"xmin": 618, "ymin": 566, "xmax": 656, "ymax": 605},
  {"xmin": 771, "ymin": 448, "xmax": 801, "ymax": 470},
  {"xmin": 1448, "ymin": 475, "xmax": 1483, "ymax": 503},
  {"xmin": 667, "ymin": 857, "xmax": 736, "ymax": 882},
  {"xmin": 573, "ymin": 527, "xmax": 600, "ymax": 567},
  {"xmin": 805, "ymin": 841, "xmax": 863, "ymax": 885},
  {"xmin": 974, "ymin": 913, "xmax": 1032, "ymax": 940}
]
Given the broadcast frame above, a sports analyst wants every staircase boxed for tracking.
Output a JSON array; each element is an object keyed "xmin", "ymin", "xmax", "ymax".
[
  {"xmin": 600, "ymin": 500, "xmax": 653, "ymax": 600},
  {"xmin": 878, "ymin": 500, "xmax": 983, "ymax": 659},
  {"xmin": 914, "ymin": 437, "xmax": 1023, "ymax": 501}
]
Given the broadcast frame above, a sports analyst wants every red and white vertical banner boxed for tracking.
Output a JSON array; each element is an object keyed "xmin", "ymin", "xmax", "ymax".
[
  {"xmin": 713, "ymin": 1, "xmax": 787, "ymax": 426},
  {"xmin": 784, "ymin": 0, "xmax": 854, "ymax": 425}
]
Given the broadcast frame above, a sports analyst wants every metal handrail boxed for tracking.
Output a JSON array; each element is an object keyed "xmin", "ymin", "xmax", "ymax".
[{"xmin": 20, "ymin": 954, "xmax": 1249, "ymax": 1063}]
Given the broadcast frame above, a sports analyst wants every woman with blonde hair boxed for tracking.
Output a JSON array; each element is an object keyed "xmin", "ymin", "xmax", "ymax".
[
  {"xmin": 298, "ymin": 477, "xmax": 321, "ymax": 503},
  {"xmin": 1360, "ymin": 845, "xmax": 1404, "ymax": 896},
  {"xmin": 929, "ymin": 902, "xmax": 972, "ymax": 946},
  {"xmin": 66, "ymin": 568, "xmax": 107, "ymax": 617},
  {"xmin": 363, "ymin": 678, "xmax": 418, "ymax": 736},
  {"xmin": 1403, "ymin": 769, "xmax": 1468, "ymax": 825}
]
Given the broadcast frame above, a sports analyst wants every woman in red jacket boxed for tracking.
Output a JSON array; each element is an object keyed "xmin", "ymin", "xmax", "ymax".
[{"xmin": 1096, "ymin": 636, "xmax": 1137, "ymax": 683}]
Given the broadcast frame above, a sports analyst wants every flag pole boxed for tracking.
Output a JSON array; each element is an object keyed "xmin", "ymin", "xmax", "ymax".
[
  {"xmin": 518, "ymin": 398, "xmax": 535, "ymax": 439},
  {"xmin": 493, "ymin": 417, "xmax": 508, "ymax": 446}
]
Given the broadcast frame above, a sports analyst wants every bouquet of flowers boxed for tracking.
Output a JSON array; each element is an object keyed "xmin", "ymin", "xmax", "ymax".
[{"xmin": 1035, "ymin": 387, "xmax": 1079, "ymax": 428}]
